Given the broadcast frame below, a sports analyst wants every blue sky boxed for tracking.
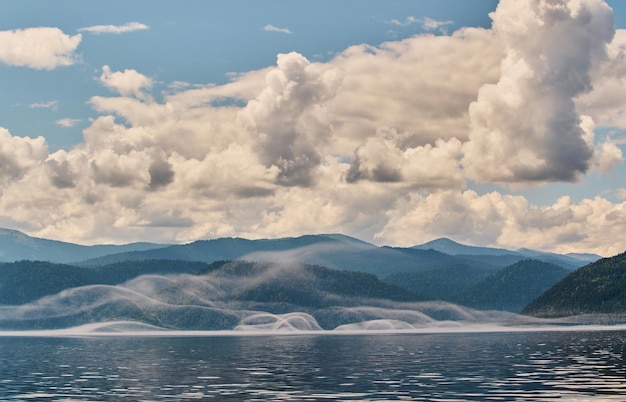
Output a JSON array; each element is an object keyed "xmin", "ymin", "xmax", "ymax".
[{"xmin": 1, "ymin": 0, "xmax": 626, "ymax": 256}]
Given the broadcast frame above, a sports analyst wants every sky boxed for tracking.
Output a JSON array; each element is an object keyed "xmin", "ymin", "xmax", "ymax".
[{"xmin": 1, "ymin": 0, "xmax": 626, "ymax": 256}]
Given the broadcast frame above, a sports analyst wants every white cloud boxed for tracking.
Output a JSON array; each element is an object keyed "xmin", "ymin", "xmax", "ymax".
[
  {"xmin": 0, "ymin": 27, "xmax": 81, "ymax": 69},
  {"xmin": 421, "ymin": 17, "xmax": 453, "ymax": 31},
  {"xmin": 577, "ymin": 30, "xmax": 626, "ymax": 128},
  {"xmin": 388, "ymin": 16, "xmax": 419, "ymax": 27},
  {"xmin": 388, "ymin": 16, "xmax": 453, "ymax": 32},
  {"xmin": 99, "ymin": 65, "xmax": 153, "ymax": 99},
  {"xmin": 0, "ymin": 127, "xmax": 48, "ymax": 185},
  {"xmin": 616, "ymin": 188, "xmax": 626, "ymax": 200},
  {"xmin": 463, "ymin": 0, "xmax": 614, "ymax": 184},
  {"xmin": 346, "ymin": 130, "xmax": 465, "ymax": 190},
  {"xmin": 263, "ymin": 24, "xmax": 292, "ymax": 34},
  {"xmin": 78, "ymin": 22, "xmax": 149, "ymax": 35},
  {"xmin": 240, "ymin": 52, "xmax": 342, "ymax": 187},
  {"xmin": 56, "ymin": 118, "xmax": 81, "ymax": 128},
  {"xmin": 29, "ymin": 100, "xmax": 58, "ymax": 109}
]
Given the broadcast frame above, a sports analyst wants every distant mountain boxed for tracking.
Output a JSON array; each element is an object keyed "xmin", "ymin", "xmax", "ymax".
[
  {"xmin": 78, "ymin": 234, "xmax": 376, "ymax": 266},
  {"xmin": 79, "ymin": 235, "xmax": 513, "ymax": 278},
  {"xmin": 522, "ymin": 252, "xmax": 626, "ymax": 317},
  {"xmin": 412, "ymin": 238, "xmax": 513, "ymax": 256},
  {"xmin": 0, "ymin": 228, "xmax": 165, "ymax": 264},
  {"xmin": 457, "ymin": 260, "xmax": 570, "ymax": 312},
  {"xmin": 413, "ymin": 238, "xmax": 600, "ymax": 270},
  {"xmin": 564, "ymin": 253, "xmax": 602, "ymax": 263}
]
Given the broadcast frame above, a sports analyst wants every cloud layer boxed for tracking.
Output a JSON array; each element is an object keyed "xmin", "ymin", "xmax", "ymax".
[{"xmin": 1, "ymin": 0, "xmax": 625, "ymax": 256}]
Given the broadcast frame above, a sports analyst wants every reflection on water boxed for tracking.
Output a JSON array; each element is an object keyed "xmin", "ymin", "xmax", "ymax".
[{"xmin": 0, "ymin": 330, "xmax": 625, "ymax": 400}]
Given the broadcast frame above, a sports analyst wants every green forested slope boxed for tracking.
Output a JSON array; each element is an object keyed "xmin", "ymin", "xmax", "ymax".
[
  {"xmin": 0, "ymin": 260, "xmax": 207, "ymax": 305},
  {"xmin": 458, "ymin": 260, "xmax": 569, "ymax": 312},
  {"xmin": 523, "ymin": 252, "xmax": 626, "ymax": 317}
]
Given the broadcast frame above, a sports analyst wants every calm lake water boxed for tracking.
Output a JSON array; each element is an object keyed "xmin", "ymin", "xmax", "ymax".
[{"xmin": 1, "ymin": 330, "xmax": 625, "ymax": 401}]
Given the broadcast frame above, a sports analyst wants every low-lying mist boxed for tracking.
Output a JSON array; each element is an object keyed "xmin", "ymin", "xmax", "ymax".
[{"xmin": 1, "ymin": 260, "xmax": 625, "ymax": 334}]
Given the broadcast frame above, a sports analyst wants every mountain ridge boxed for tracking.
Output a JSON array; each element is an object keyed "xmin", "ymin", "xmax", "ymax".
[{"xmin": 0, "ymin": 228, "xmax": 600, "ymax": 273}]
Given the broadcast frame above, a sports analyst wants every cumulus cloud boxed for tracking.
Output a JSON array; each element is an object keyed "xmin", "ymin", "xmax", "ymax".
[
  {"xmin": 328, "ymin": 27, "xmax": 501, "ymax": 154},
  {"xmin": 0, "ymin": 127, "xmax": 48, "ymax": 185},
  {"xmin": 0, "ymin": 27, "xmax": 81, "ymax": 69},
  {"xmin": 345, "ymin": 130, "xmax": 465, "ymax": 190},
  {"xmin": 263, "ymin": 24, "xmax": 291, "ymax": 34},
  {"xmin": 78, "ymin": 22, "xmax": 149, "ymax": 35},
  {"xmin": 99, "ymin": 65, "xmax": 153, "ymax": 99},
  {"xmin": 45, "ymin": 157, "xmax": 76, "ymax": 189},
  {"xmin": 463, "ymin": 0, "xmax": 614, "ymax": 183},
  {"xmin": 240, "ymin": 52, "xmax": 342, "ymax": 187},
  {"xmin": 577, "ymin": 29, "xmax": 626, "ymax": 128}
]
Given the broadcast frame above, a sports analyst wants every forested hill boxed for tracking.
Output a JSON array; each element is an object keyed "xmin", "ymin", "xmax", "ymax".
[
  {"xmin": 522, "ymin": 252, "xmax": 626, "ymax": 317},
  {"xmin": 456, "ymin": 260, "xmax": 569, "ymax": 312},
  {"xmin": 384, "ymin": 259, "xmax": 569, "ymax": 312},
  {"xmin": 0, "ymin": 260, "xmax": 207, "ymax": 305},
  {"xmin": 198, "ymin": 260, "xmax": 424, "ymax": 306}
]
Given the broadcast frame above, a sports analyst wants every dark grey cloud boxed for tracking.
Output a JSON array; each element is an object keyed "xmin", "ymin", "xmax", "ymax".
[
  {"xmin": 91, "ymin": 160, "xmax": 136, "ymax": 187},
  {"xmin": 148, "ymin": 158, "xmax": 175, "ymax": 190},
  {"xmin": 0, "ymin": 152, "xmax": 27, "ymax": 183},
  {"xmin": 46, "ymin": 160, "xmax": 76, "ymax": 189},
  {"xmin": 346, "ymin": 156, "xmax": 402, "ymax": 184}
]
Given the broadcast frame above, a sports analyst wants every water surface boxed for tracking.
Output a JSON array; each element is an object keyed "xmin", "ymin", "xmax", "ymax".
[{"xmin": 1, "ymin": 330, "xmax": 625, "ymax": 400}]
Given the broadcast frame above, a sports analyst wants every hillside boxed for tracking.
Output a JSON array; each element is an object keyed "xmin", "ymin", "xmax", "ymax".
[
  {"xmin": 383, "ymin": 259, "xmax": 569, "ymax": 312},
  {"xmin": 0, "ymin": 259, "xmax": 426, "ymax": 330},
  {"xmin": 198, "ymin": 260, "xmax": 424, "ymax": 306},
  {"xmin": 383, "ymin": 263, "xmax": 496, "ymax": 301},
  {"xmin": 522, "ymin": 252, "xmax": 626, "ymax": 317},
  {"xmin": 0, "ymin": 260, "xmax": 208, "ymax": 305},
  {"xmin": 457, "ymin": 260, "xmax": 570, "ymax": 312}
]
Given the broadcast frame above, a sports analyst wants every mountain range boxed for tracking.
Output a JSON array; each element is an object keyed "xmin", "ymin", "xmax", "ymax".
[
  {"xmin": 0, "ymin": 227, "xmax": 598, "ymax": 271},
  {"xmin": 0, "ymin": 227, "xmax": 622, "ymax": 330}
]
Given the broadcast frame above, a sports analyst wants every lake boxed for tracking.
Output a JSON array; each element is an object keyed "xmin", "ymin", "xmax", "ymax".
[{"xmin": 0, "ymin": 329, "xmax": 625, "ymax": 400}]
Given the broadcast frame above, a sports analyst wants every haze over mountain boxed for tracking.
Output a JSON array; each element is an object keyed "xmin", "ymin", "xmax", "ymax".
[
  {"xmin": 75, "ymin": 232, "xmax": 595, "ymax": 274},
  {"xmin": 0, "ymin": 228, "xmax": 599, "ymax": 272},
  {"xmin": 0, "ymin": 228, "xmax": 164, "ymax": 264}
]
